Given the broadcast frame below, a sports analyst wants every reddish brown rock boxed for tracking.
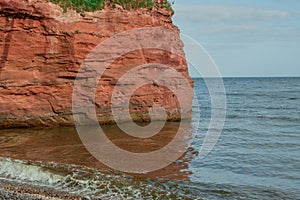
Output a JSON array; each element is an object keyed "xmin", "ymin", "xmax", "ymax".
[{"xmin": 0, "ymin": 0, "xmax": 193, "ymax": 128}]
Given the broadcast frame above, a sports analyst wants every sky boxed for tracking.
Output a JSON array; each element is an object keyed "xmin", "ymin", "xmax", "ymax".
[{"xmin": 172, "ymin": 0, "xmax": 300, "ymax": 77}]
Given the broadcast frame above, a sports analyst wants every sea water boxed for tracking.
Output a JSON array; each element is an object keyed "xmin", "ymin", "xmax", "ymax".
[{"xmin": 0, "ymin": 77, "xmax": 299, "ymax": 199}]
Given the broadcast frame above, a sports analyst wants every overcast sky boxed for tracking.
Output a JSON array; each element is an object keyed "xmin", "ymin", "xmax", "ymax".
[{"xmin": 172, "ymin": 0, "xmax": 300, "ymax": 77}]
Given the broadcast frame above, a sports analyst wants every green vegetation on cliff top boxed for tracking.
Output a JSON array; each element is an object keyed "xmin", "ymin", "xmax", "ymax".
[{"xmin": 48, "ymin": 0, "xmax": 173, "ymax": 13}]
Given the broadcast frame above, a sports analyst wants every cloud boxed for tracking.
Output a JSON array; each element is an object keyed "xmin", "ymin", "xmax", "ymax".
[
  {"xmin": 173, "ymin": 4, "xmax": 298, "ymax": 23},
  {"xmin": 172, "ymin": 2, "xmax": 300, "ymax": 77},
  {"xmin": 173, "ymin": 4, "xmax": 300, "ymax": 41}
]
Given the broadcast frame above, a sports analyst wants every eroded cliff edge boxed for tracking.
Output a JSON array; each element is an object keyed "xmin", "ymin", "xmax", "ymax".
[{"xmin": 0, "ymin": 0, "xmax": 193, "ymax": 128}]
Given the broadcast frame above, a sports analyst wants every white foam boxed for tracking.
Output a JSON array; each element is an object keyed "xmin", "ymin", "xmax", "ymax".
[
  {"xmin": 0, "ymin": 157, "xmax": 186, "ymax": 199},
  {"xmin": 0, "ymin": 157, "xmax": 65, "ymax": 185}
]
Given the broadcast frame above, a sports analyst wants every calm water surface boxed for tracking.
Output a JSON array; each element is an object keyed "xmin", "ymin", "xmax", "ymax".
[{"xmin": 0, "ymin": 77, "xmax": 299, "ymax": 199}]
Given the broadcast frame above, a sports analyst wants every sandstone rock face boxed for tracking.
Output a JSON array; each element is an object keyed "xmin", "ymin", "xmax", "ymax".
[{"xmin": 0, "ymin": 0, "xmax": 193, "ymax": 128}]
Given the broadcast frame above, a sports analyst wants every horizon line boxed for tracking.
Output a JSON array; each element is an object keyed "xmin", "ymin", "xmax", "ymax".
[{"xmin": 191, "ymin": 76, "xmax": 300, "ymax": 78}]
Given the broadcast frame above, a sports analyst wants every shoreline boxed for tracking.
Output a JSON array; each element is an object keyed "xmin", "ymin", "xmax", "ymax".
[{"xmin": 0, "ymin": 181, "xmax": 81, "ymax": 200}]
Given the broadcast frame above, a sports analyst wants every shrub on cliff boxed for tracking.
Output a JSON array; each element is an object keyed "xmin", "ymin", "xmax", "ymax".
[{"xmin": 48, "ymin": 0, "xmax": 173, "ymax": 13}]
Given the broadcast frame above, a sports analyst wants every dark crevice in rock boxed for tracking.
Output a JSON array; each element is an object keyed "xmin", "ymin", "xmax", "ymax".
[
  {"xmin": 0, "ymin": 11, "xmax": 46, "ymax": 20},
  {"xmin": 58, "ymin": 76, "xmax": 76, "ymax": 80}
]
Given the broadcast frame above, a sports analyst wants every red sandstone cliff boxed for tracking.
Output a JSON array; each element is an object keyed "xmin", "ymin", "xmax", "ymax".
[{"xmin": 0, "ymin": 0, "xmax": 193, "ymax": 128}]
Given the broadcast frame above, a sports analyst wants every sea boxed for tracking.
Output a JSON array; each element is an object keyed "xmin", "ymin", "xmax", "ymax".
[{"xmin": 0, "ymin": 77, "xmax": 299, "ymax": 199}]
